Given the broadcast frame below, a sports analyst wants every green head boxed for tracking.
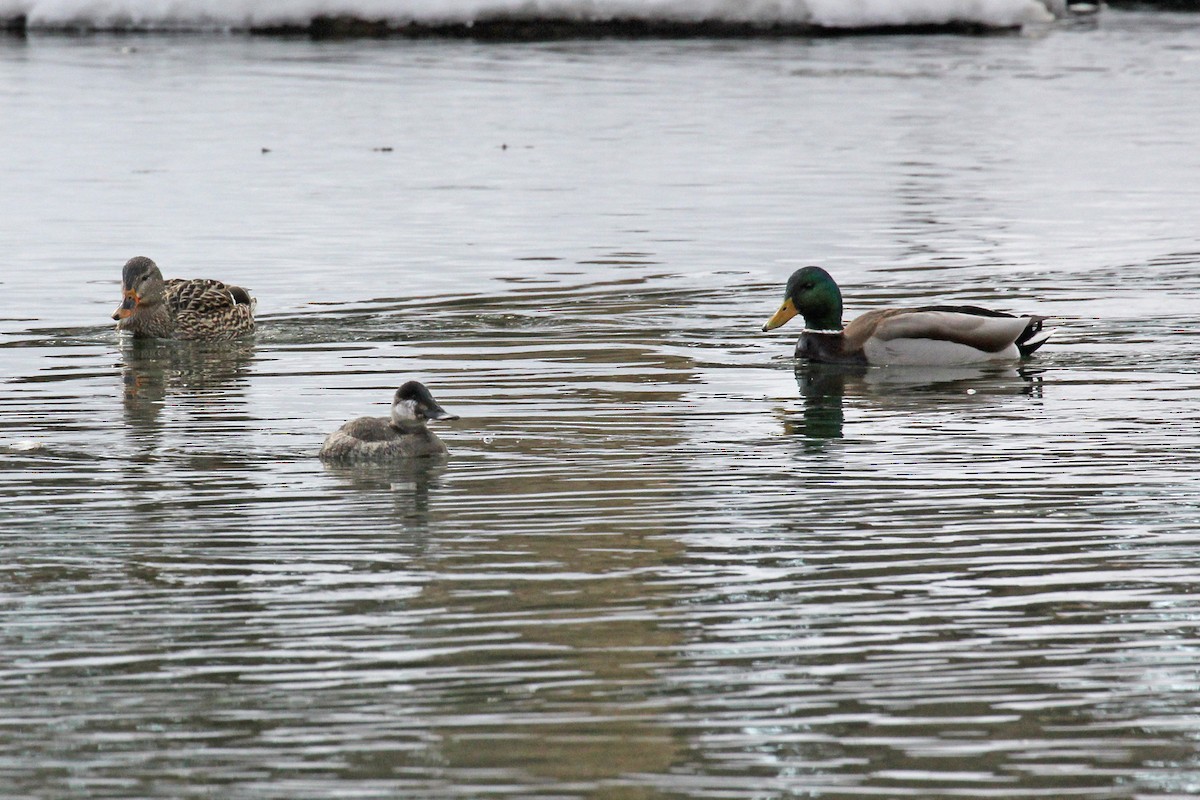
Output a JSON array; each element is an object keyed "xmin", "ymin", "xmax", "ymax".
[{"xmin": 762, "ymin": 266, "xmax": 844, "ymax": 332}]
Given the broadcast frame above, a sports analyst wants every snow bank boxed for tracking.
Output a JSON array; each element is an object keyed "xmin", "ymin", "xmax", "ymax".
[{"xmin": 0, "ymin": 0, "xmax": 1061, "ymax": 33}]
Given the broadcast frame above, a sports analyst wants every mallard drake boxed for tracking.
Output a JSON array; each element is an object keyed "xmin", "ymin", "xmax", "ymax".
[
  {"xmin": 763, "ymin": 266, "xmax": 1053, "ymax": 366},
  {"xmin": 319, "ymin": 381, "xmax": 459, "ymax": 461},
  {"xmin": 112, "ymin": 256, "xmax": 256, "ymax": 340}
]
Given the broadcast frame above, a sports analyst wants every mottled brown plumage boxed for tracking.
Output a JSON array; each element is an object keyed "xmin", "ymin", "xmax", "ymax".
[{"xmin": 112, "ymin": 256, "xmax": 256, "ymax": 341}]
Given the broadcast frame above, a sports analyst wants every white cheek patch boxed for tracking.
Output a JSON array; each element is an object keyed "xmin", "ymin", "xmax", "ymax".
[{"xmin": 393, "ymin": 399, "xmax": 421, "ymax": 421}]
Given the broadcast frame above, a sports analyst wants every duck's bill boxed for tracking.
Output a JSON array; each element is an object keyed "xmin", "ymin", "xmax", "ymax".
[
  {"xmin": 426, "ymin": 406, "xmax": 460, "ymax": 422},
  {"xmin": 762, "ymin": 298, "xmax": 798, "ymax": 332},
  {"xmin": 112, "ymin": 291, "xmax": 137, "ymax": 320}
]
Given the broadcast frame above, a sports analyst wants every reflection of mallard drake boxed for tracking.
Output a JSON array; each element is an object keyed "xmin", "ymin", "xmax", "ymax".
[
  {"xmin": 112, "ymin": 256, "xmax": 256, "ymax": 340},
  {"xmin": 320, "ymin": 381, "xmax": 459, "ymax": 461},
  {"xmin": 763, "ymin": 266, "xmax": 1053, "ymax": 366}
]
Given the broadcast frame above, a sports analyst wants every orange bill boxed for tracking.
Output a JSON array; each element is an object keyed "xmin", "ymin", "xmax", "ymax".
[{"xmin": 112, "ymin": 289, "xmax": 138, "ymax": 320}]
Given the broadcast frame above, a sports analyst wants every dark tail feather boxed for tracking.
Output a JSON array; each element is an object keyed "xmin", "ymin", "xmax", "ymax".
[
  {"xmin": 1016, "ymin": 316, "xmax": 1054, "ymax": 357},
  {"xmin": 228, "ymin": 286, "xmax": 254, "ymax": 306}
]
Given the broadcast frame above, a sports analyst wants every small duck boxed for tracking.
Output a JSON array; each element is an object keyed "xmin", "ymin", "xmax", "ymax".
[
  {"xmin": 112, "ymin": 256, "xmax": 256, "ymax": 340},
  {"xmin": 320, "ymin": 381, "xmax": 459, "ymax": 461},
  {"xmin": 763, "ymin": 266, "xmax": 1053, "ymax": 366}
]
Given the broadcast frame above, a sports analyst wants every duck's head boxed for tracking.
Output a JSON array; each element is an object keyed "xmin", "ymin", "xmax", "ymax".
[
  {"xmin": 112, "ymin": 256, "xmax": 166, "ymax": 321},
  {"xmin": 390, "ymin": 381, "xmax": 459, "ymax": 430},
  {"xmin": 762, "ymin": 266, "xmax": 844, "ymax": 333}
]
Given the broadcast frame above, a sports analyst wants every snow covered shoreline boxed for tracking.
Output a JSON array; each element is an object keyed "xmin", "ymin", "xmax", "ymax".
[{"xmin": 0, "ymin": 1, "xmax": 1066, "ymax": 37}]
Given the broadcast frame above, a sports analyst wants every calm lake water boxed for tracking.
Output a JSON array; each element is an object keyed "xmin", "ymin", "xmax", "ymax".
[{"xmin": 5, "ymin": 9, "xmax": 1200, "ymax": 799}]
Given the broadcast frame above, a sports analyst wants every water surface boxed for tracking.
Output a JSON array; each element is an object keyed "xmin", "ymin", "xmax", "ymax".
[{"xmin": 5, "ymin": 11, "xmax": 1200, "ymax": 799}]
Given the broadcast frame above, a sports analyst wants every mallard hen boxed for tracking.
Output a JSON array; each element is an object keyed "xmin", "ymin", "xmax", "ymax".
[{"xmin": 112, "ymin": 256, "xmax": 255, "ymax": 341}]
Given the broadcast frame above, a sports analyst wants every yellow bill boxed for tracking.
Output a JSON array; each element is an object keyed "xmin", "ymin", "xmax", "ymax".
[{"xmin": 762, "ymin": 297, "xmax": 799, "ymax": 332}]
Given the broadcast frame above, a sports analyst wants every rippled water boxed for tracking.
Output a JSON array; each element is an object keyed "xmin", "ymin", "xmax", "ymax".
[{"xmin": 5, "ymin": 10, "xmax": 1200, "ymax": 799}]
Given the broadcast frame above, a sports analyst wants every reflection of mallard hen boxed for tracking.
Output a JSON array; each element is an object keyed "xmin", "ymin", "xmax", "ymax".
[
  {"xmin": 320, "ymin": 382, "xmax": 459, "ymax": 462},
  {"xmin": 763, "ymin": 266, "xmax": 1053, "ymax": 366},
  {"xmin": 112, "ymin": 256, "xmax": 256, "ymax": 340}
]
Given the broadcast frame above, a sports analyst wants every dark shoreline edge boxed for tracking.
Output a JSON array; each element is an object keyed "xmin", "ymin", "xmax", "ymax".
[
  {"xmin": 259, "ymin": 15, "xmax": 1021, "ymax": 40},
  {"xmin": 0, "ymin": 14, "xmax": 1029, "ymax": 40}
]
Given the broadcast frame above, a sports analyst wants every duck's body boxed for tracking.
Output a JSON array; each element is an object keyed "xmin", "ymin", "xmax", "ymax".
[
  {"xmin": 765, "ymin": 267, "xmax": 1052, "ymax": 367},
  {"xmin": 320, "ymin": 416, "xmax": 449, "ymax": 461},
  {"xmin": 320, "ymin": 381, "xmax": 458, "ymax": 462},
  {"xmin": 113, "ymin": 256, "xmax": 255, "ymax": 341}
]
